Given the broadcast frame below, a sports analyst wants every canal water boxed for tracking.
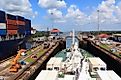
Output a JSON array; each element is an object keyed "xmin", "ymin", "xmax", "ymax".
[{"xmin": 55, "ymin": 37, "xmax": 94, "ymax": 60}]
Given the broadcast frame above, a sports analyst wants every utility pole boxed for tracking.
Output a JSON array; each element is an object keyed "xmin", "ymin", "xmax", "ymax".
[
  {"xmin": 97, "ymin": 9, "xmax": 100, "ymax": 35},
  {"xmin": 50, "ymin": 12, "xmax": 54, "ymax": 29}
]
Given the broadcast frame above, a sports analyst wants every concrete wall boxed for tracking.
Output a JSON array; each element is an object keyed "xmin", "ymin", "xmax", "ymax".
[
  {"xmin": 28, "ymin": 40, "xmax": 66, "ymax": 80},
  {"xmin": 79, "ymin": 39, "xmax": 121, "ymax": 77}
]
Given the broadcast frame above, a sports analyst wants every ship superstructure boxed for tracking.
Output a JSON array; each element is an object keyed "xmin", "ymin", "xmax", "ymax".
[{"xmin": 35, "ymin": 30, "xmax": 121, "ymax": 80}]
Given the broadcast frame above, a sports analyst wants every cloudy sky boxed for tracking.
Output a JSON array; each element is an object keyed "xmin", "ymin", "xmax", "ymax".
[{"xmin": 0, "ymin": 0, "xmax": 121, "ymax": 31}]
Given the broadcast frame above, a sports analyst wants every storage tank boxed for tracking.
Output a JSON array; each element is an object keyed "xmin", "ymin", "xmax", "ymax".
[{"xmin": 0, "ymin": 11, "xmax": 7, "ymax": 36}]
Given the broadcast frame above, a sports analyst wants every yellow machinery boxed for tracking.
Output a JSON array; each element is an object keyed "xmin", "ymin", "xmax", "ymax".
[{"xmin": 9, "ymin": 49, "xmax": 26, "ymax": 72}]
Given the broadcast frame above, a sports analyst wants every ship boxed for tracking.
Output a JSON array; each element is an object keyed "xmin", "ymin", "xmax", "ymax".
[
  {"xmin": 35, "ymin": 30, "xmax": 121, "ymax": 80},
  {"xmin": 0, "ymin": 10, "xmax": 31, "ymax": 60}
]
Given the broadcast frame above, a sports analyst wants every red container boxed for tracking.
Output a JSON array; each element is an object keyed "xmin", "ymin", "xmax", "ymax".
[
  {"xmin": 17, "ymin": 20, "xmax": 25, "ymax": 25},
  {"xmin": 7, "ymin": 19, "xmax": 17, "ymax": 25},
  {"xmin": 7, "ymin": 30, "xmax": 17, "ymax": 35},
  {"xmin": 7, "ymin": 24, "xmax": 17, "ymax": 30}
]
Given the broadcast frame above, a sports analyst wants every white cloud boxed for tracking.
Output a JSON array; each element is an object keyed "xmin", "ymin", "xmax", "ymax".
[
  {"xmin": 0, "ymin": 0, "xmax": 37, "ymax": 18},
  {"xmin": 48, "ymin": 8, "xmax": 63, "ymax": 19},
  {"xmin": 64, "ymin": 5, "xmax": 89, "ymax": 27},
  {"xmin": 40, "ymin": 0, "xmax": 121, "ymax": 31},
  {"xmin": 47, "ymin": 8, "xmax": 66, "ymax": 23},
  {"xmin": 89, "ymin": 0, "xmax": 119, "ymax": 24},
  {"xmin": 38, "ymin": 0, "xmax": 66, "ymax": 9},
  {"xmin": 115, "ymin": 1, "xmax": 121, "ymax": 21}
]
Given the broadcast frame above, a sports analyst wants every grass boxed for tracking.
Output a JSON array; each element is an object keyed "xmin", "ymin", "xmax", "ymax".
[
  {"xmin": 25, "ymin": 58, "xmax": 35, "ymax": 62},
  {"xmin": 25, "ymin": 48, "xmax": 47, "ymax": 63},
  {"xmin": 26, "ymin": 50, "xmax": 32, "ymax": 55},
  {"xmin": 99, "ymin": 44, "xmax": 110, "ymax": 51},
  {"xmin": 37, "ymin": 49, "xmax": 45, "ymax": 57},
  {"xmin": 99, "ymin": 44, "xmax": 121, "ymax": 58},
  {"xmin": 113, "ymin": 52, "xmax": 121, "ymax": 58}
]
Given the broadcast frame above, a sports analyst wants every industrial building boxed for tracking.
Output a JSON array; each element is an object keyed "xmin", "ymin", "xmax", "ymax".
[{"xmin": 113, "ymin": 34, "xmax": 121, "ymax": 42}]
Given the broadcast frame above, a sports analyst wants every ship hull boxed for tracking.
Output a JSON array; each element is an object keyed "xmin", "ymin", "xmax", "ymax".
[{"xmin": 0, "ymin": 39, "xmax": 26, "ymax": 60}]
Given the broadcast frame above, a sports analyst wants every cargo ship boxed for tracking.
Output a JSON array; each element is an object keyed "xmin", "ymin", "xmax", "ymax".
[
  {"xmin": 0, "ymin": 10, "xmax": 31, "ymax": 60},
  {"xmin": 35, "ymin": 30, "xmax": 121, "ymax": 80}
]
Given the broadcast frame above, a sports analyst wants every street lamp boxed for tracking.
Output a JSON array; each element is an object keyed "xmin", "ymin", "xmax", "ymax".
[
  {"xmin": 50, "ymin": 12, "xmax": 54, "ymax": 29},
  {"xmin": 97, "ymin": 9, "xmax": 100, "ymax": 35}
]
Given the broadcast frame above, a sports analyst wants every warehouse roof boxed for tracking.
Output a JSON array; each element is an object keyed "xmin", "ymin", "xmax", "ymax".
[
  {"xmin": 113, "ymin": 34, "xmax": 121, "ymax": 37},
  {"xmin": 51, "ymin": 28, "xmax": 60, "ymax": 33},
  {"xmin": 98, "ymin": 34, "xmax": 109, "ymax": 38}
]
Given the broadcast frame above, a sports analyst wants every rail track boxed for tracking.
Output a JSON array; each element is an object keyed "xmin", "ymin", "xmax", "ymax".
[
  {"xmin": 0, "ymin": 40, "xmax": 59, "ymax": 80},
  {"xmin": 15, "ymin": 42, "xmax": 59, "ymax": 80}
]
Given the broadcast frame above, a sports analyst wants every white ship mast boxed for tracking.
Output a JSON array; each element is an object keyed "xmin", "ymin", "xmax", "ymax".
[{"xmin": 72, "ymin": 29, "xmax": 75, "ymax": 45}]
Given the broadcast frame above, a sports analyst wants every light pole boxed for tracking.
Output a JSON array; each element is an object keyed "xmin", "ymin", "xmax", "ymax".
[
  {"xmin": 50, "ymin": 12, "xmax": 54, "ymax": 29},
  {"xmin": 97, "ymin": 9, "xmax": 100, "ymax": 35}
]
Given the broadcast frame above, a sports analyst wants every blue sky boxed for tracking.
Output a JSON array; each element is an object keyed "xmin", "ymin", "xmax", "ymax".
[
  {"xmin": 30, "ymin": 0, "xmax": 103, "ymax": 31},
  {"xmin": 0, "ymin": 0, "xmax": 121, "ymax": 31}
]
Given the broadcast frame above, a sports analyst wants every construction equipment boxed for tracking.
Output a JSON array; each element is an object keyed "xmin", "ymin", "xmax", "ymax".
[{"xmin": 9, "ymin": 49, "xmax": 26, "ymax": 72}]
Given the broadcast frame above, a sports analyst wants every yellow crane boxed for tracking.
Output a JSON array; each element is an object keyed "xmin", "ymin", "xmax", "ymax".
[{"xmin": 9, "ymin": 49, "xmax": 26, "ymax": 72}]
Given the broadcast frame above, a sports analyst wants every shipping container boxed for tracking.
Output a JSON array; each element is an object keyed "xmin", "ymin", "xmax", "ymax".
[
  {"xmin": 0, "ymin": 11, "xmax": 6, "ymax": 23},
  {"xmin": 0, "ymin": 23, "xmax": 6, "ymax": 29},
  {"xmin": 17, "ymin": 20, "xmax": 25, "ymax": 25},
  {"xmin": 25, "ymin": 19, "xmax": 31, "ymax": 30},
  {"xmin": 7, "ymin": 14, "xmax": 16, "ymax": 20},
  {"xmin": 7, "ymin": 30, "xmax": 17, "ymax": 35},
  {"xmin": 7, "ymin": 19, "xmax": 17, "ymax": 25},
  {"xmin": 7, "ymin": 24, "xmax": 17, "ymax": 30},
  {"xmin": 18, "ymin": 26, "xmax": 25, "ymax": 34},
  {"xmin": 0, "ymin": 10, "xmax": 5, "ymax": 18},
  {"xmin": 16, "ymin": 16, "xmax": 24, "ymax": 21},
  {"xmin": 0, "ymin": 29, "xmax": 6, "ymax": 35},
  {"xmin": 0, "ymin": 19, "xmax": 6, "ymax": 23},
  {"xmin": 25, "ymin": 30, "xmax": 31, "ymax": 35}
]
